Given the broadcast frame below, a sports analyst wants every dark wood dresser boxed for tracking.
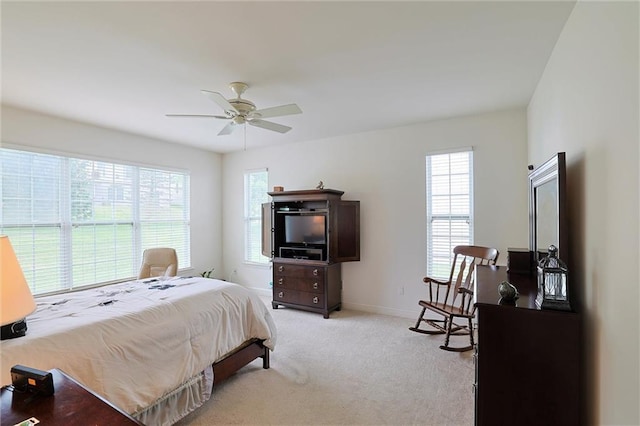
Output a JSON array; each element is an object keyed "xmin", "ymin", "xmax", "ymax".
[
  {"xmin": 272, "ymin": 261, "xmax": 342, "ymax": 318},
  {"xmin": 474, "ymin": 265, "xmax": 581, "ymax": 426},
  {"xmin": 1, "ymin": 368, "xmax": 142, "ymax": 425}
]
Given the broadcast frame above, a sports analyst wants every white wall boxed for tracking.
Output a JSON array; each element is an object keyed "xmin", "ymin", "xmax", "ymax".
[
  {"xmin": 1, "ymin": 105, "xmax": 224, "ymax": 280},
  {"xmin": 222, "ymin": 108, "xmax": 529, "ymax": 317},
  {"xmin": 528, "ymin": 2, "xmax": 639, "ymax": 424}
]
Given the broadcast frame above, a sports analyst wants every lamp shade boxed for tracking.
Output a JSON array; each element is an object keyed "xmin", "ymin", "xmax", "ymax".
[{"xmin": 1, "ymin": 235, "xmax": 36, "ymax": 325}]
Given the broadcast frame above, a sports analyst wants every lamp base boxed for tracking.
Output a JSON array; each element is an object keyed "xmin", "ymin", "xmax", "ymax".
[{"xmin": 1, "ymin": 318, "xmax": 28, "ymax": 340}]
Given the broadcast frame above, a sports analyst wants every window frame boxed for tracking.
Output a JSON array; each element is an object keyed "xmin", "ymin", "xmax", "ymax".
[
  {"xmin": 243, "ymin": 168, "xmax": 270, "ymax": 266},
  {"xmin": 425, "ymin": 148, "xmax": 474, "ymax": 279},
  {"xmin": 1, "ymin": 145, "xmax": 191, "ymax": 296}
]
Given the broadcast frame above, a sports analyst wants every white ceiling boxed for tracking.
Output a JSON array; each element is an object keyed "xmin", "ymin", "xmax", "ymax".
[{"xmin": 1, "ymin": 1, "xmax": 575, "ymax": 153}]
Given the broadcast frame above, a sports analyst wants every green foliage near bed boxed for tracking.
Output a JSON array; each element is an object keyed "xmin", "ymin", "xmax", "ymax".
[{"xmin": 200, "ymin": 268, "xmax": 214, "ymax": 278}]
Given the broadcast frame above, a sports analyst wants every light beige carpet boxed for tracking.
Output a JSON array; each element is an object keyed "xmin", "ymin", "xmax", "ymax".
[{"xmin": 176, "ymin": 298, "xmax": 474, "ymax": 426}]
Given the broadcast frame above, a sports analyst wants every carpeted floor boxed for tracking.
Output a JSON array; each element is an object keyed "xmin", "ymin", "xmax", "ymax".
[{"xmin": 175, "ymin": 297, "xmax": 474, "ymax": 425}]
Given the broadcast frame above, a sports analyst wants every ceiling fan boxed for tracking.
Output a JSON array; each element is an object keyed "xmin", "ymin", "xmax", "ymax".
[{"xmin": 166, "ymin": 82, "xmax": 302, "ymax": 136}]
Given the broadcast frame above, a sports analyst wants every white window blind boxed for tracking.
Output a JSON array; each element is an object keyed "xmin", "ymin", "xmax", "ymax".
[
  {"xmin": 244, "ymin": 169, "xmax": 269, "ymax": 264},
  {"xmin": 1, "ymin": 148, "xmax": 190, "ymax": 295},
  {"xmin": 426, "ymin": 149, "xmax": 474, "ymax": 278}
]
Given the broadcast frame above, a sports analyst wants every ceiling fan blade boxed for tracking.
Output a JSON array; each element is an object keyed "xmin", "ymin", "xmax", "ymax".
[
  {"xmin": 201, "ymin": 90, "xmax": 237, "ymax": 114},
  {"xmin": 249, "ymin": 119, "xmax": 292, "ymax": 134},
  {"xmin": 252, "ymin": 103, "xmax": 302, "ymax": 119},
  {"xmin": 166, "ymin": 114, "xmax": 228, "ymax": 119},
  {"xmin": 218, "ymin": 122, "xmax": 237, "ymax": 136}
]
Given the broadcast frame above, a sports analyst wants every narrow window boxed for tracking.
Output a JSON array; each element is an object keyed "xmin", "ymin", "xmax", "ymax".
[
  {"xmin": 244, "ymin": 168, "xmax": 269, "ymax": 264},
  {"xmin": 426, "ymin": 149, "xmax": 474, "ymax": 278}
]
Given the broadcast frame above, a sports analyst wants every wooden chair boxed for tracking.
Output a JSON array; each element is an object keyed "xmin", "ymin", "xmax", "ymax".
[
  {"xmin": 409, "ymin": 245, "xmax": 499, "ymax": 352},
  {"xmin": 137, "ymin": 248, "xmax": 178, "ymax": 279}
]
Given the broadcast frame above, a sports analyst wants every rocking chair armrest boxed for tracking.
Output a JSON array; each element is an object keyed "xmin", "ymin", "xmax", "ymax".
[
  {"xmin": 423, "ymin": 276, "xmax": 450, "ymax": 286},
  {"xmin": 457, "ymin": 287, "xmax": 474, "ymax": 295}
]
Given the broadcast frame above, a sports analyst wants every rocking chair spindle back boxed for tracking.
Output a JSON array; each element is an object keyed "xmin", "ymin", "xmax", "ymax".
[{"xmin": 409, "ymin": 245, "xmax": 499, "ymax": 352}]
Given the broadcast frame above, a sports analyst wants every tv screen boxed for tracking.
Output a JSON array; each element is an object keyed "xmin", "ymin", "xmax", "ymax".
[{"xmin": 285, "ymin": 215, "xmax": 326, "ymax": 244}]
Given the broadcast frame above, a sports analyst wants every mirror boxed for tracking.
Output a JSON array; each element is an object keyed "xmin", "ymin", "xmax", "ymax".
[
  {"xmin": 529, "ymin": 152, "xmax": 568, "ymax": 263},
  {"xmin": 536, "ymin": 178, "xmax": 558, "ymax": 252}
]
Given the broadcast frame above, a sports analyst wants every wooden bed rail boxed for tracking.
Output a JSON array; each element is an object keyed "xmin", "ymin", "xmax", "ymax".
[{"xmin": 212, "ymin": 339, "xmax": 269, "ymax": 384}]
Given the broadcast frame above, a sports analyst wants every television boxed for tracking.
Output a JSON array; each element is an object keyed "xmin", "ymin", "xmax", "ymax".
[{"xmin": 284, "ymin": 215, "xmax": 326, "ymax": 245}]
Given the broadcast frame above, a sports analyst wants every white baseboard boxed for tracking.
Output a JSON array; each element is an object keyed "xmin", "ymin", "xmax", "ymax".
[
  {"xmin": 341, "ymin": 302, "xmax": 417, "ymax": 320},
  {"xmin": 246, "ymin": 285, "xmax": 417, "ymax": 320}
]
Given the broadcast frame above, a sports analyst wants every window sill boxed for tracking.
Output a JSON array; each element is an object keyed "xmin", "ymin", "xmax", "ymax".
[{"xmin": 242, "ymin": 261, "xmax": 271, "ymax": 269}]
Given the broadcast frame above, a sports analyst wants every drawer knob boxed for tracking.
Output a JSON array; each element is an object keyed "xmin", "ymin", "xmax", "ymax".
[
  {"xmin": 278, "ymin": 291, "xmax": 284, "ymax": 298},
  {"xmin": 278, "ymin": 265, "xmax": 284, "ymax": 272},
  {"xmin": 313, "ymin": 296, "xmax": 319, "ymax": 304},
  {"xmin": 278, "ymin": 278, "xmax": 284, "ymax": 285},
  {"xmin": 313, "ymin": 269, "xmax": 318, "ymax": 276},
  {"xmin": 313, "ymin": 282, "xmax": 318, "ymax": 289}
]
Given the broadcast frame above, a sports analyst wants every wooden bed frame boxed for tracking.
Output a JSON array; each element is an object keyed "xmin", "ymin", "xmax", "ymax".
[{"xmin": 212, "ymin": 338, "xmax": 270, "ymax": 384}]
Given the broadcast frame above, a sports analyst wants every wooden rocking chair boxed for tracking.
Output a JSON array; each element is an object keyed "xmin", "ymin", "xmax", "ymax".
[{"xmin": 409, "ymin": 245, "xmax": 499, "ymax": 352}]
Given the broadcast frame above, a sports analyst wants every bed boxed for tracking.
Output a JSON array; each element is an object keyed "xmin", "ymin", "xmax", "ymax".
[{"xmin": 0, "ymin": 276, "xmax": 277, "ymax": 425}]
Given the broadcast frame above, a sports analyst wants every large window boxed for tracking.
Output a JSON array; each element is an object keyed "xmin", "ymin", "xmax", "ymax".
[
  {"xmin": 244, "ymin": 168, "xmax": 269, "ymax": 264},
  {"xmin": 426, "ymin": 149, "xmax": 474, "ymax": 278},
  {"xmin": 1, "ymin": 147, "xmax": 191, "ymax": 295}
]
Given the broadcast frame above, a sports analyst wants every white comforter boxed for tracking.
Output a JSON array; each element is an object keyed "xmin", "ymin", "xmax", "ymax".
[{"xmin": 0, "ymin": 277, "xmax": 276, "ymax": 414}]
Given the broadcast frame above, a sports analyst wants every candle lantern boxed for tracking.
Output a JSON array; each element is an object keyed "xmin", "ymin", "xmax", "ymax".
[{"xmin": 536, "ymin": 245, "xmax": 571, "ymax": 311}]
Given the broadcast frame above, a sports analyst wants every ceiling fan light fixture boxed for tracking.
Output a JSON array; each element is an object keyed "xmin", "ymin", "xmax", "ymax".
[
  {"xmin": 229, "ymin": 99, "xmax": 256, "ymax": 115},
  {"xmin": 168, "ymin": 81, "xmax": 301, "ymax": 138}
]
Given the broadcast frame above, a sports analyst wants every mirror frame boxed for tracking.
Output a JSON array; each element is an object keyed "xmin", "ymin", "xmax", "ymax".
[{"xmin": 528, "ymin": 152, "xmax": 568, "ymax": 264}]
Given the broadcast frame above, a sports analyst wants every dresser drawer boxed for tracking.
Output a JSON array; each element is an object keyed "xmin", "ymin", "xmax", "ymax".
[
  {"xmin": 273, "ymin": 289, "xmax": 299, "ymax": 304},
  {"xmin": 271, "ymin": 262, "xmax": 340, "ymax": 318},
  {"xmin": 274, "ymin": 263, "xmax": 325, "ymax": 280},
  {"xmin": 298, "ymin": 291, "xmax": 324, "ymax": 307},
  {"xmin": 273, "ymin": 276, "xmax": 324, "ymax": 293},
  {"xmin": 273, "ymin": 289, "xmax": 324, "ymax": 308}
]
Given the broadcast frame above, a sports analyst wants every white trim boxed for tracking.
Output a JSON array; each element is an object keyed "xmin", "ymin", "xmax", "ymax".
[
  {"xmin": 1, "ymin": 142, "xmax": 190, "ymax": 174},
  {"xmin": 242, "ymin": 261, "xmax": 271, "ymax": 268},
  {"xmin": 1, "ymin": 147, "xmax": 191, "ymax": 295},
  {"xmin": 425, "ymin": 149, "xmax": 474, "ymax": 277},
  {"xmin": 425, "ymin": 145, "xmax": 474, "ymax": 156},
  {"xmin": 243, "ymin": 166, "xmax": 269, "ymax": 174},
  {"xmin": 243, "ymin": 168, "xmax": 269, "ymax": 265}
]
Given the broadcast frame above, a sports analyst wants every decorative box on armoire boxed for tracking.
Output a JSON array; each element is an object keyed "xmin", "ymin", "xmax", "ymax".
[{"xmin": 262, "ymin": 189, "xmax": 360, "ymax": 318}]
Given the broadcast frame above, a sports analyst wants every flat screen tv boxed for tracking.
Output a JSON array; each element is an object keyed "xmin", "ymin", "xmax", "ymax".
[{"xmin": 284, "ymin": 215, "xmax": 326, "ymax": 245}]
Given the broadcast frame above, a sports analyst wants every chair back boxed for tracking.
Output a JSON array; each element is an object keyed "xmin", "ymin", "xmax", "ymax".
[
  {"xmin": 138, "ymin": 248, "xmax": 178, "ymax": 279},
  {"xmin": 450, "ymin": 245, "xmax": 498, "ymax": 293},
  {"xmin": 428, "ymin": 245, "xmax": 499, "ymax": 308},
  {"xmin": 413, "ymin": 245, "xmax": 499, "ymax": 351}
]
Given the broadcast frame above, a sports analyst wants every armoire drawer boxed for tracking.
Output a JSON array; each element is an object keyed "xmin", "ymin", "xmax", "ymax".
[
  {"xmin": 273, "ymin": 276, "xmax": 324, "ymax": 293},
  {"xmin": 274, "ymin": 263, "xmax": 325, "ymax": 280},
  {"xmin": 273, "ymin": 289, "xmax": 325, "ymax": 308},
  {"xmin": 271, "ymin": 261, "xmax": 341, "ymax": 318}
]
